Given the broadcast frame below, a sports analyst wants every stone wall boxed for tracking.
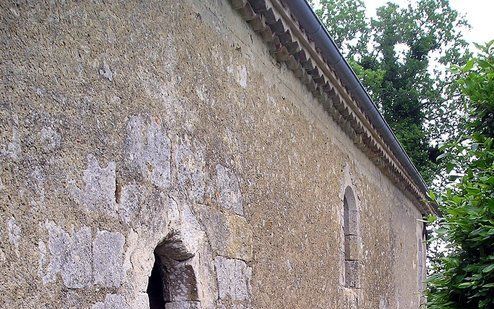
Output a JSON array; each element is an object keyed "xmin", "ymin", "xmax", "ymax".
[{"xmin": 0, "ymin": 0, "xmax": 426, "ymax": 308}]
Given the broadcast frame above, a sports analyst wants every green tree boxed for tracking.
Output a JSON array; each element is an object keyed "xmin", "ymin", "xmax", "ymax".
[
  {"xmin": 428, "ymin": 41, "xmax": 494, "ymax": 309},
  {"xmin": 313, "ymin": 0, "xmax": 369, "ymax": 58},
  {"xmin": 311, "ymin": 0, "xmax": 470, "ymax": 184}
]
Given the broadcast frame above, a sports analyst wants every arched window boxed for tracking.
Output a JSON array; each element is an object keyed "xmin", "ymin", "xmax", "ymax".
[
  {"xmin": 147, "ymin": 234, "xmax": 200, "ymax": 308},
  {"xmin": 343, "ymin": 186, "xmax": 359, "ymax": 288}
]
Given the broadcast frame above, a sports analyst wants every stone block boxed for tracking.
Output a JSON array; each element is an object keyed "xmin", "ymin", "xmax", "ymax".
[
  {"xmin": 93, "ymin": 230, "xmax": 125, "ymax": 288},
  {"xmin": 344, "ymin": 235, "xmax": 359, "ymax": 261},
  {"xmin": 215, "ymin": 256, "xmax": 252, "ymax": 301},
  {"xmin": 215, "ymin": 164, "xmax": 243, "ymax": 216},
  {"xmin": 343, "ymin": 208, "xmax": 359, "ymax": 236},
  {"xmin": 62, "ymin": 226, "xmax": 93, "ymax": 289},
  {"xmin": 125, "ymin": 116, "xmax": 171, "ymax": 189},
  {"xmin": 69, "ymin": 155, "xmax": 117, "ymax": 216},
  {"xmin": 165, "ymin": 261, "xmax": 199, "ymax": 302},
  {"xmin": 194, "ymin": 204, "xmax": 253, "ymax": 261},
  {"xmin": 345, "ymin": 260, "xmax": 359, "ymax": 288},
  {"xmin": 42, "ymin": 221, "xmax": 92, "ymax": 288},
  {"xmin": 91, "ymin": 294, "xmax": 127, "ymax": 309},
  {"xmin": 118, "ymin": 182, "xmax": 143, "ymax": 224},
  {"xmin": 175, "ymin": 137, "xmax": 206, "ymax": 203}
]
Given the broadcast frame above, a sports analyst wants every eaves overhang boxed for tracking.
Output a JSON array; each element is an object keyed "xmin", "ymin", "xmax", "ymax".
[{"xmin": 228, "ymin": 0, "xmax": 437, "ymax": 215}]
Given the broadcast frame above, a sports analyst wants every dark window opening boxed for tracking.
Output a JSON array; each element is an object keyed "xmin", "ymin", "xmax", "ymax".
[
  {"xmin": 343, "ymin": 187, "xmax": 359, "ymax": 288},
  {"xmin": 147, "ymin": 234, "xmax": 200, "ymax": 308}
]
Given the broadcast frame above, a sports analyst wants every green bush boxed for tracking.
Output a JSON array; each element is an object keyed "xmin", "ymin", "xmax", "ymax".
[{"xmin": 428, "ymin": 41, "xmax": 494, "ymax": 308}]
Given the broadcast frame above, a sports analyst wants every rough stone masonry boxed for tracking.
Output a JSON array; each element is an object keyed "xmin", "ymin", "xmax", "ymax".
[{"xmin": 0, "ymin": 0, "xmax": 429, "ymax": 308}]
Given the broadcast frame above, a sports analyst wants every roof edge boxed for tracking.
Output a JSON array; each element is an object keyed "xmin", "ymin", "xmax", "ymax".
[
  {"xmin": 282, "ymin": 0, "xmax": 428, "ymax": 194},
  {"xmin": 227, "ymin": 0, "xmax": 436, "ymax": 215}
]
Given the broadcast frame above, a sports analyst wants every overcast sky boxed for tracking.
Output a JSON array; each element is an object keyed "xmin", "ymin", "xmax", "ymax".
[{"xmin": 364, "ymin": 0, "xmax": 494, "ymax": 46}]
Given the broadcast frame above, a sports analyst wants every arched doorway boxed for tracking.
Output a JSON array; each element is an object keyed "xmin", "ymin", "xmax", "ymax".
[{"xmin": 147, "ymin": 233, "xmax": 200, "ymax": 308}]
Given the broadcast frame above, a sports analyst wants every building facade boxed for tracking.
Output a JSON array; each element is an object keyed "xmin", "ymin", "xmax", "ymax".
[{"xmin": 0, "ymin": 0, "xmax": 434, "ymax": 308}]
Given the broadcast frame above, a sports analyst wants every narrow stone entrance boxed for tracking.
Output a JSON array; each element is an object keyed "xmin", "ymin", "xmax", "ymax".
[
  {"xmin": 147, "ymin": 253, "xmax": 168, "ymax": 309},
  {"xmin": 146, "ymin": 234, "xmax": 200, "ymax": 308}
]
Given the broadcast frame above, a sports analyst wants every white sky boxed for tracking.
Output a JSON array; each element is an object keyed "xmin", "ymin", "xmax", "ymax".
[{"xmin": 364, "ymin": 0, "xmax": 494, "ymax": 46}]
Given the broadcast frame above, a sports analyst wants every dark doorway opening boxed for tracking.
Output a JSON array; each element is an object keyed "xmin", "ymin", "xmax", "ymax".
[
  {"xmin": 146, "ymin": 234, "xmax": 199, "ymax": 308},
  {"xmin": 147, "ymin": 253, "xmax": 168, "ymax": 309}
]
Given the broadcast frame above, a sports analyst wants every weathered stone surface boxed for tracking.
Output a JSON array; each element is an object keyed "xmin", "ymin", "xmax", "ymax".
[
  {"xmin": 165, "ymin": 301, "xmax": 201, "ymax": 309},
  {"xmin": 133, "ymin": 190, "xmax": 168, "ymax": 235},
  {"xmin": 344, "ymin": 235, "xmax": 359, "ymax": 261},
  {"xmin": 91, "ymin": 294, "xmax": 127, "ymax": 309},
  {"xmin": 125, "ymin": 115, "xmax": 171, "ymax": 189},
  {"xmin": 42, "ymin": 221, "xmax": 92, "ymax": 288},
  {"xmin": 345, "ymin": 209, "xmax": 359, "ymax": 236},
  {"xmin": 195, "ymin": 204, "xmax": 253, "ymax": 261},
  {"xmin": 0, "ymin": 115, "xmax": 21, "ymax": 160},
  {"xmin": 130, "ymin": 293, "xmax": 150, "ymax": 309},
  {"xmin": 26, "ymin": 166, "xmax": 45, "ymax": 208},
  {"xmin": 215, "ymin": 164, "xmax": 243, "ymax": 216},
  {"xmin": 215, "ymin": 256, "xmax": 252, "ymax": 302},
  {"xmin": 227, "ymin": 64, "xmax": 248, "ymax": 89},
  {"xmin": 156, "ymin": 233, "xmax": 195, "ymax": 262},
  {"xmin": 39, "ymin": 126, "xmax": 61, "ymax": 152},
  {"xmin": 93, "ymin": 230, "xmax": 125, "ymax": 288},
  {"xmin": 63, "ymin": 290, "xmax": 83, "ymax": 308},
  {"xmin": 0, "ymin": 0, "xmax": 428, "ymax": 307},
  {"xmin": 7, "ymin": 217, "xmax": 21, "ymax": 249},
  {"xmin": 37, "ymin": 241, "xmax": 47, "ymax": 279},
  {"xmin": 166, "ymin": 260, "xmax": 199, "ymax": 302},
  {"xmin": 345, "ymin": 260, "xmax": 360, "ymax": 288},
  {"xmin": 99, "ymin": 61, "xmax": 114, "ymax": 82},
  {"xmin": 343, "ymin": 289, "xmax": 359, "ymax": 309},
  {"xmin": 118, "ymin": 182, "xmax": 143, "ymax": 224},
  {"xmin": 379, "ymin": 298, "xmax": 389, "ymax": 309},
  {"xmin": 168, "ymin": 196, "xmax": 180, "ymax": 222},
  {"xmin": 159, "ymin": 201, "xmax": 205, "ymax": 261},
  {"xmin": 175, "ymin": 137, "xmax": 206, "ymax": 203},
  {"xmin": 69, "ymin": 155, "xmax": 117, "ymax": 216},
  {"xmin": 121, "ymin": 230, "xmax": 157, "ymax": 305}
]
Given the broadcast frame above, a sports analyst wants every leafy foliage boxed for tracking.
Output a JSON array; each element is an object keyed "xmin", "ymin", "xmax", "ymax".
[
  {"xmin": 428, "ymin": 41, "xmax": 494, "ymax": 309},
  {"xmin": 310, "ymin": 0, "xmax": 470, "ymax": 184},
  {"xmin": 313, "ymin": 0, "xmax": 369, "ymax": 58}
]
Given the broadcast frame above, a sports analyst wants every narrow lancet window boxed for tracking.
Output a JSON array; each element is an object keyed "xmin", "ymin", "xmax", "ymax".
[{"xmin": 343, "ymin": 186, "xmax": 359, "ymax": 288}]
